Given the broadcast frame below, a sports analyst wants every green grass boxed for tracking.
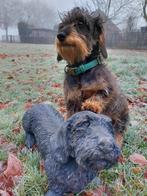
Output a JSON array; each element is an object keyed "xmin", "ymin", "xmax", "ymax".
[
  {"xmin": 0, "ymin": 44, "xmax": 147, "ymax": 195},
  {"xmin": 0, "ymin": 149, "xmax": 8, "ymax": 161}
]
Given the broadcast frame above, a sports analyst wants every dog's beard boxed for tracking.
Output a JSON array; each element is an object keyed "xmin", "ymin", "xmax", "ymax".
[{"xmin": 56, "ymin": 32, "xmax": 90, "ymax": 64}]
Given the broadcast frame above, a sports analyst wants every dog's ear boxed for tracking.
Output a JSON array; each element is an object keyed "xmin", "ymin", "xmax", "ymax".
[
  {"xmin": 99, "ymin": 32, "xmax": 108, "ymax": 59},
  {"xmin": 57, "ymin": 53, "xmax": 63, "ymax": 62},
  {"xmin": 50, "ymin": 124, "xmax": 69, "ymax": 164},
  {"xmin": 93, "ymin": 16, "xmax": 108, "ymax": 59}
]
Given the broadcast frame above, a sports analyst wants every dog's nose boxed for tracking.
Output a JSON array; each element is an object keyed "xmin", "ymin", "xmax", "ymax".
[
  {"xmin": 99, "ymin": 138, "xmax": 113, "ymax": 152},
  {"xmin": 57, "ymin": 32, "xmax": 66, "ymax": 42}
]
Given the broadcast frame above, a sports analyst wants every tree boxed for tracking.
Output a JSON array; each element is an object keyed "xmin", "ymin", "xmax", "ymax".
[
  {"xmin": 142, "ymin": 0, "xmax": 147, "ymax": 22},
  {"xmin": 0, "ymin": 0, "xmax": 56, "ymax": 42},
  {"xmin": 0, "ymin": 0, "xmax": 23, "ymax": 41},
  {"xmin": 23, "ymin": 0, "xmax": 56, "ymax": 29},
  {"xmin": 17, "ymin": 21, "xmax": 32, "ymax": 43},
  {"xmin": 125, "ymin": 15, "xmax": 137, "ymax": 33},
  {"xmin": 81, "ymin": 0, "xmax": 140, "ymax": 26}
]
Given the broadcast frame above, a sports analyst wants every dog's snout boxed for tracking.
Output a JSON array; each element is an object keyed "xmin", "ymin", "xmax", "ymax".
[
  {"xmin": 57, "ymin": 32, "xmax": 66, "ymax": 42},
  {"xmin": 99, "ymin": 138, "xmax": 113, "ymax": 152}
]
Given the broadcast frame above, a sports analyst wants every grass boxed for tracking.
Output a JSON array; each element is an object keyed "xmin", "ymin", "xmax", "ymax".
[{"xmin": 0, "ymin": 43, "xmax": 147, "ymax": 195}]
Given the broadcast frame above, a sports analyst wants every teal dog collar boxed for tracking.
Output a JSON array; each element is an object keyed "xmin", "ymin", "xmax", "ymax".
[{"xmin": 64, "ymin": 58, "xmax": 101, "ymax": 76}]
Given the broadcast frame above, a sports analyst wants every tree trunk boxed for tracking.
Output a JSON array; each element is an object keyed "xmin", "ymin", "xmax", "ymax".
[
  {"xmin": 143, "ymin": 0, "xmax": 147, "ymax": 22},
  {"xmin": 5, "ymin": 26, "xmax": 9, "ymax": 42}
]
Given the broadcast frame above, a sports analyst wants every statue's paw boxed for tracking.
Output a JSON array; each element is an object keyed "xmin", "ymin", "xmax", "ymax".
[
  {"xmin": 45, "ymin": 190, "xmax": 62, "ymax": 196},
  {"xmin": 25, "ymin": 133, "xmax": 36, "ymax": 148}
]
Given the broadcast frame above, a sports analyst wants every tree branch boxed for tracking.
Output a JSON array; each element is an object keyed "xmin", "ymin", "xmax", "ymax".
[{"xmin": 143, "ymin": 0, "xmax": 147, "ymax": 21}]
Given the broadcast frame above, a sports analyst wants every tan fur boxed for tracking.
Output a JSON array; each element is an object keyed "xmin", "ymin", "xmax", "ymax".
[
  {"xmin": 56, "ymin": 31, "xmax": 90, "ymax": 64},
  {"xmin": 115, "ymin": 132, "xmax": 124, "ymax": 148},
  {"xmin": 81, "ymin": 99, "xmax": 104, "ymax": 113}
]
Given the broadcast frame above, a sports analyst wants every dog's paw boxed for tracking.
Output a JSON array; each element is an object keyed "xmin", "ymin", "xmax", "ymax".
[
  {"xmin": 25, "ymin": 132, "xmax": 36, "ymax": 148},
  {"xmin": 81, "ymin": 100, "xmax": 103, "ymax": 113}
]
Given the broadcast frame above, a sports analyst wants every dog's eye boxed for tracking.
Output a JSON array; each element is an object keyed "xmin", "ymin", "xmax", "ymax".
[
  {"xmin": 59, "ymin": 23, "xmax": 64, "ymax": 29},
  {"xmin": 78, "ymin": 21, "xmax": 84, "ymax": 26},
  {"xmin": 74, "ymin": 21, "xmax": 84, "ymax": 28}
]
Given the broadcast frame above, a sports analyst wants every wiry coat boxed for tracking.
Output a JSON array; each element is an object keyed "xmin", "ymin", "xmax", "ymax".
[{"xmin": 56, "ymin": 7, "xmax": 129, "ymax": 147}]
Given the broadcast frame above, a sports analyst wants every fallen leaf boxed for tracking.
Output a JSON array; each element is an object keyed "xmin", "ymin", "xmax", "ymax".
[
  {"xmin": 129, "ymin": 153, "xmax": 147, "ymax": 167},
  {"xmin": 79, "ymin": 186, "xmax": 105, "ymax": 196},
  {"xmin": 4, "ymin": 153, "xmax": 23, "ymax": 177},
  {"xmin": 24, "ymin": 101, "xmax": 33, "ymax": 110},
  {"xmin": 143, "ymin": 137, "xmax": 147, "ymax": 142},
  {"xmin": 0, "ymin": 54, "xmax": 8, "ymax": 59},
  {"xmin": 59, "ymin": 107, "xmax": 66, "ymax": 114},
  {"xmin": 12, "ymin": 127, "xmax": 21, "ymax": 133},
  {"xmin": 0, "ymin": 137, "xmax": 8, "ymax": 145},
  {"xmin": 51, "ymin": 83, "xmax": 61, "ymax": 88},
  {"xmin": 7, "ymin": 75, "xmax": 14, "ymax": 80},
  {"xmin": 0, "ymin": 101, "xmax": 15, "ymax": 110},
  {"xmin": 137, "ymin": 87, "xmax": 147, "ymax": 93},
  {"xmin": 0, "ymin": 103, "xmax": 8, "ymax": 110},
  {"xmin": 119, "ymin": 171, "xmax": 126, "ymax": 185},
  {"xmin": 131, "ymin": 167, "xmax": 142, "ymax": 174},
  {"xmin": 144, "ymin": 170, "xmax": 147, "ymax": 179},
  {"xmin": 0, "ymin": 190, "xmax": 10, "ymax": 196},
  {"xmin": 0, "ymin": 137, "xmax": 17, "ymax": 154},
  {"xmin": 0, "ymin": 174, "xmax": 14, "ymax": 193},
  {"xmin": 39, "ymin": 160, "xmax": 45, "ymax": 174},
  {"xmin": 118, "ymin": 154, "xmax": 126, "ymax": 164},
  {"xmin": 0, "ymin": 161, "xmax": 7, "ymax": 174}
]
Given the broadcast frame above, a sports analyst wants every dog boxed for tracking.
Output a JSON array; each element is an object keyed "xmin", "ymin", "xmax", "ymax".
[
  {"xmin": 55, "ymin": 7, "xmax": 129, "ymax": 148},
  {"xmin": 22, "ymin": 104, "xmax": 120, "ymax": 196}
]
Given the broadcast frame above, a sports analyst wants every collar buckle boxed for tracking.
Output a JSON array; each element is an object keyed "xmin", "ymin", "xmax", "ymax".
[{"xmin": 64, "ymin": 66, "xmax": 75, "ymax": 75}]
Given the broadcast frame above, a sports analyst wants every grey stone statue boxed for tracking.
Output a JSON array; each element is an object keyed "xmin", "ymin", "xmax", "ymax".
[{"xmin": 22, "ymin": 104, "xmax": 120, "ymax": 196}]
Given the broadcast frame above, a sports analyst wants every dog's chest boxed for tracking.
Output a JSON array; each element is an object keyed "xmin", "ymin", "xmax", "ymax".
[
  {"xmin": 65, "ymin": 68, "xmax": 107, "ymax": 100},
  {"xmin": 80, "ymin": 74, "xmax": 105, "ymax": 100}
]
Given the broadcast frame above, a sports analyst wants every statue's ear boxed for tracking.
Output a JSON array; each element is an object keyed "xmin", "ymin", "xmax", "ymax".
[
  {"xmin": 98, "ymin": 32, "xmax": 108, "ymax": 59},
  {"xmin": 50, "ymin": 124, "xmax": 69, "ymax": 163},
  {"xmin": 57, "ymin": 53, "xmax": 63, "ymax": 62}
]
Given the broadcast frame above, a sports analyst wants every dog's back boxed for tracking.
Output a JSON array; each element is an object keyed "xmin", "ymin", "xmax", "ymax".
[{"xmin": 22, "ymin": 104, "xmax": 64, "ymax": 158}]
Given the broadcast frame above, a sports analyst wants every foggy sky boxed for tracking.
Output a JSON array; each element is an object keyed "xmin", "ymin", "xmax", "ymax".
[
  {"xmin": 42, "ymin": 0, "xmax": 146, "ymax": 27},
  {"xmin": 48, "ymin": 0, "xmax": 76, "ymax": 11}
]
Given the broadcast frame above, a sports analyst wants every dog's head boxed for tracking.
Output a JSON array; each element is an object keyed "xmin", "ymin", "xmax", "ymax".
[
  {"xmin": 56, "ymin": 7, "xmax": 107, "ymax": 65},
  {"xmin": 54, "ymin": 111, "xmax": 120, "ymax": 171}
]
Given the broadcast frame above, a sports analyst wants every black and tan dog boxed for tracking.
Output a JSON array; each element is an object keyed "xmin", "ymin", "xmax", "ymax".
[{"xmin": 56, "ymin": 7, "xmax": 129, "ymax": 147}]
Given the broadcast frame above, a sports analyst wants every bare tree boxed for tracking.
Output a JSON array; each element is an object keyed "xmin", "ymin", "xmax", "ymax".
[
  {"xmin": 89, "ymin": 0, "xmax": 134, "ymax": 20},
  {"xmin": 0, "ymin": 0, "xmax": 23, "ymax": 41},
  {"xmin": 125, "ymin": 15, "xmax": 137, "ymax": 33},
  {"xmin": 142, "ymin": 0, "xmax": 147, "ymax": 22},
  {"xmin": 0, "ymin": 0, "xmax": 56, "ymax": 41},
  {"xmin": 79, "ymin": 0, "xmax": 141, "ymax": 26},
  {"xmin": 23, "ymin": 0, "xmax": 56, "ymax": 28}
]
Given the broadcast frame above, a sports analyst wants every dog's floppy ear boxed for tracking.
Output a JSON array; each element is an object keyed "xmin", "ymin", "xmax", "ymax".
[
  {"xmin": 99, "ymin": 32, "xmax": 108, "ymax": 59},
  {"xmin": 93, "ymin": 16, "xmax": 108, "ymax": 59},
  {"xmin": 57, "ymin": 53, "xmax": 63, "ymax": 62},
  {"xmin": 50, "ymin": 124, "xmax": 69, "ymax": 163}
]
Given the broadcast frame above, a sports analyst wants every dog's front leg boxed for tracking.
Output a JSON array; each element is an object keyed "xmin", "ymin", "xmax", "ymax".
[
  {"xmin": 81, "ymin": 82, "xmax": 112, "ymax": 114},
  {"xmin": 65, "ymin": 88, "xmax": 82, "ymax": 118},
  {"xmin": 81, "ymin": 87, "xmax": 112, "ymax": 114}
]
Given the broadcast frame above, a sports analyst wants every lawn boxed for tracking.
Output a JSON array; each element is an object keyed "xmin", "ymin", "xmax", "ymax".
[{"xmin": 0, "ymin": 43, "xmax": 147, "ymax": 196}]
